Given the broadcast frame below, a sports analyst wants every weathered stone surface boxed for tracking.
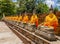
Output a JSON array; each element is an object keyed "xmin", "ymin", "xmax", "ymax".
[{"xmin": 0, "ymin": 22, "xmax": 24, "ymax": 44}]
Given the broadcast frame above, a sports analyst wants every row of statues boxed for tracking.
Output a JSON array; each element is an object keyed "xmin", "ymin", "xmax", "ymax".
[{"xmin": 4, "ymin": 11, "xmax": 58, "ymax": 32}]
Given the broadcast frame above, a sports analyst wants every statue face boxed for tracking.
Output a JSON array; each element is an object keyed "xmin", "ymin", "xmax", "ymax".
[
  {"xmin": 48, "ymin": 10, "xmax": 54, "ymax": 17},
  {"xmin": 49, "ymin": 13, "xmax": 53, "ymax": 18}
]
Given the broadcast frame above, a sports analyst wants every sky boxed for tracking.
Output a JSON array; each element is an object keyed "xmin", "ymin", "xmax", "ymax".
[
  {"xmin": 44, "ymin": 0, "xmax": 60, "ymax": 10},
  {"xmin": 44, "ymin": 0, "xmax": 58, "ymax": 8},
  {"xmin": 13, "ymin": 0, "xmax": 17, "ymax": 2}
]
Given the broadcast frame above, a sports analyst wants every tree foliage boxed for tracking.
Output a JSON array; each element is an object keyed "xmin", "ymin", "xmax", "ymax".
[
  {"xmin": 1, "ymin": 0, "xmax": 58, "ymax": 16},
  {"xmin": 36, "ymin": 3, "xmax": 49, "ymax": 14},
  {"xmin": 0, "ymin": 0, "xmax": 15, "ymax": 16},
  {"xmin": 17, "ymin": 0, "xmax": 36, "ymax": 13},
  {"xmin": 54, "ymin": 7, "xmax": 58, "ymax": 12},
  {"xmin": 53, "ymin": 7, "xmax": 58, "ymax": 14},
  {"xmin": 17, "ymin": 0, "xmax": 49, "ymax": 14}
]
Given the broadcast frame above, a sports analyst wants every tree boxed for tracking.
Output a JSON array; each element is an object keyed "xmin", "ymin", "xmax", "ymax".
[
  {"xmin": 17, "ymin": 0, "xmax": 49, "ymax": 14},
  {"xmin": 0, "ymin": 0, "xmax": 16, "ymax": 16},
  {"xmin": 17, "ymin": 0, "xmax": 26, "ymax": 14},
  {"xmin": 0, "ymin": 1, "xmax": 2, "ymax": 14},
  {"xmin": 25, "ymin": 0, "xmax": 36, "ymax": 13},
  {"xmin": 36, "ymin": 3, "xmax": 49, "ymax": 14},
  {"xmin": 17, "ymin": 0, "xmax": 36, "ymax": 13},
  {"xmin": 54, "ymin": 7, "xmax": 58, "ymax": 14}
]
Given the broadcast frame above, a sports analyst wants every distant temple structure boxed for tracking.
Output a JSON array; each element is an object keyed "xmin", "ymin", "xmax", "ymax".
[{"xmin": 49, "ymin": 5, "xmax": 53, "ymax": 11}]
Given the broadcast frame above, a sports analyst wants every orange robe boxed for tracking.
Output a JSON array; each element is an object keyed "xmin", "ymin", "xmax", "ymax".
[
  {"xmin": 44, "ymin": 13, "xmax": 58, "ymax": 31},
  {"xmin": 30, "ymin": 15, "xmax": 38, "ymax": 27},
  {"xmin": 18, "ymin": 16, "xmax": 22, "ymax": 22},
  {"xmin": 23, "ymin": 15, "xmax": 29, "ymax": 23},
  {"xmin": 14, "ymin": 16, "xmax": 18, "ymax": 21}
]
